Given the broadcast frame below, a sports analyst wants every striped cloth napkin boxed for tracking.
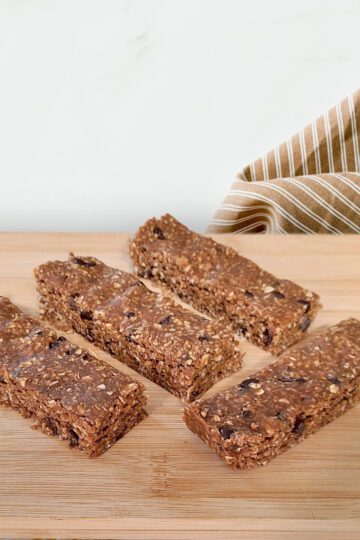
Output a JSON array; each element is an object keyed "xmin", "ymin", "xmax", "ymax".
[{"xmin": 208, "ymin": 90, "xmax": 360, "ymax": 234}]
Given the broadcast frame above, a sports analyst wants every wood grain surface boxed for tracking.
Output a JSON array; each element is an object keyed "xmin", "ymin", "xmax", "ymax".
[{"xmin": 0, "ymin": 233, "xmax": 359, "ymax": 539}]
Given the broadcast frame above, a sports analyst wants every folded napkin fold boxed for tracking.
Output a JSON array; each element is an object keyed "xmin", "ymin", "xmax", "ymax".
[{"xmin": 208, "ymin": 90, "xmax": 360, "ymax": 234}]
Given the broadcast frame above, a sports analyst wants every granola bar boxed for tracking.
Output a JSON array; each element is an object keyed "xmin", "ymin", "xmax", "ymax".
[
  {"xmin": 184, "ymin": 319, "xmax": 360, "ymax": 469},
  {"xmin": 34, "ymin": 255, "xmax": 244, "ymax": 401},
  {"xmin": 130, "ymin": 214, "xmax": 321, "ymax": 355},
  {"xmin": 0, "ymin": 297, "xmax": 147, "ymax": 456}
]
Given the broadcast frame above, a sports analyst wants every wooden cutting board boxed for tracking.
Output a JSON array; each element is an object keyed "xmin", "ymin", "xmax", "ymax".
[{"xmin": 0, "ymin": 233, "xmax": 359, "ymax": 540}]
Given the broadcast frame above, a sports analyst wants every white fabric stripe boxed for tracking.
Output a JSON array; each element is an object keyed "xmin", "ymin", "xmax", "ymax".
[
  {"xmin": 311, "ymin": 121, "xmax": 321, "ymax": 173},
  {"xmin": 266, "ymin": 177, "xmax": 343, "ymax": 234},
  {"xmin": 286, "ymin": 139, "xmax": 295, "ymax": 177},
  {"xmin": 213, "ymin": 205, "xmax": 290, "ymax": 232},
  {"xmin": 212, "ymin": 208, "xmax": 286, "ymax": 233},
  {"xmin": 232, "ymin": 180, "xmax": 340, "ymax": 233},
  {"xmin": 324, "ymin": 112, "xmax": 335, "ymax": 172},
  {"xmin": 262, "ymin": 155, "xmax": 269, "ymax": 181},
  {"xmin": 277, "ymin": 146, "xmax": 283, "ymax": 178},
  {"xmin": 215, "ymin": 202, "xmax": 294, "ymax": 231},
  {"xmin": 231, "ymin": 221, "xmax": 273, "ymax": 234},
  {"xmin": 309, "ymin": 174, "xmax": 360, "ymax": 214},
  {"xmin": 299, "ymin": 129, "xmax": 308, "ymax": 175},
  {"xmin": 336, "ymin": 103, "xmax": 348, "ymax": 172},
  {"xmin": 228, "ymin": 189, "xmax": 314, "ymax": 233},
  {"xmin": 274, "ymin": 146, "xmax": 281, "ymax": 178},
  {"xmin": 250, "ymin": 161, "xmax": 256, "ymax": 181},
  {"xmin": 289, "ymin": 176, "xmax": 360, "ymax": 233},
  {"xmin": 233, "ymin": 180, "xmax": 342, "ymax": 234},
  {"xmin": 331, "ymin": 173, "xmax": 360, "ymax": 195},
  {"xmin": 348, "ymin": 95, "xmax": 360, "ymax": 171}
]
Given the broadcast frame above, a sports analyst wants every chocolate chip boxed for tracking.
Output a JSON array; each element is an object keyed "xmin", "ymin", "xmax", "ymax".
[
  {"xmin": 238, "ymin": 378, "xmax": 260, "ymax": 392},
  {"xmin": 73, "ymin": 257, "xmax": 97, "ymax": 267},
  {"xmin": 80, "ymin": 310, "xmax": 93, "ymax": 321},
  {"xmin": 140, "ymin": 270, "xmax": 153, "ymax": 279},
  {"xmin": 292, "ymin": 418, "xmax": 305, "ymax": 436},
  {"xmin": 297, "ymin": 299, "xmax": 311, "ymax": 313},
  {"xmin": 275, "ymin": 411, "xmax": 286, "ymax": 421},
  {"xmin": 126, "ymin": 311, "xmax": 135, "ymax": 318},
  {"xmin": 153, "ymin": 227, "xmax": 165, "ymax": 240},
  {"xmin": 33, "ymin": 330, "xmax": 43, "ymax": 337},
  {"xmin": 199, "ymin": 334, "xmax": 211, "ymax": 341},
  {"xmin": 219, "ymin": 425, "xmax": 236, "ymax": 440},
  {"xmin": 277, "ymin": 376, "xmax": 295, "ymax": 383},
  {"xmin": 125, "ymin": 329, "xmax": 137, "ymax": 342},
  {"xmin": 239, "ymin": 326, "xmax": 247, "ymax": 336},
  {"xmin": 241, "ymin": 409, "xmax": 251, "ymax": 418},
  {"xmin": 299, "ymin": 318, "xmax": 311, "ymax": 332},
  {"xmin": 69, "ymin": 301, "xmax": 77, "ymax": 311},
  {"xmin": 11, "ymin": 367, "xmax": 21, "ymax": 378},
  {"xmin": 272, "ymin": 291, "xmax": 285, "ymax": 299},
  {"xmin": 159, "ymin": 315, "xmax": 172, "ymax": 325},
  {"xmin": 327, "ymin": 376, "xmax": 341, "ymax": 385},
  {"xmin": 263, "ymin": 328, "xmax": 273, "ymax": 346},
  {"xmin": 0, "ymin": 376, "xmax": 6, "ymax": 384},
  {"xmin": 278, "ymin": 376, "xmax": 307, "ymax": 384},
  {"xmin": 69, "ymin": 429, "xmax": 79, "ymax": 447},
  {"xmin": 45, "ymin": 417, "xmax": 58, "ymax": 435},
  {"xmin": 244, "ymin": 290, "xmax": 254, "ymax": 298},
  {"xmin": 49, "ymin": 336, "xmax": 66, "ymax": 349}
]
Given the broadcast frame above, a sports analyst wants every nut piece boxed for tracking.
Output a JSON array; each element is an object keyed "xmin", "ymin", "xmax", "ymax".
[{"xmin": 263, "ymin": 285, "xmax": 275, "ymax": 294}]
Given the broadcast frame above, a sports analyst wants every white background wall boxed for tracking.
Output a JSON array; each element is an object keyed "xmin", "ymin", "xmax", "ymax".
[{"xmin": 0, "ymin": 0, "xmax": 359, "ymax": 233}]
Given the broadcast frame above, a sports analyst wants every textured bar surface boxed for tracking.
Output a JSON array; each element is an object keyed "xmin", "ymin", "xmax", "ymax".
[
  {"xmin": 130, "ymin": 214, "xmax": 321, "ymax": 354},
  {"xmin": 184, "ymin": 319, "xmax": 360, "ymax": 469},
  {"xmin": 34, "ymin": 255, "xmax": 244, "ymax": 401},
  {"xmin": 0, "ymin": 297, "xmax": 146, "ymax": 456}
]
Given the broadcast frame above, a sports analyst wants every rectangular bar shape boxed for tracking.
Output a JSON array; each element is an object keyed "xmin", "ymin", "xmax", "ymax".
[
  {"xmin": 130, "ymin": 214, "xmax": 321, "ymax": 354},
  {"xmin": 34, "ymin": 255, "xmax": 244, "ymax": 401},
  {"xmin": 0, "ymin": 297, "xmax": 146, "ymax": 456},
  {"xmin": 183, "ymin": 319, "xmax": 360, "ymax": 469}
]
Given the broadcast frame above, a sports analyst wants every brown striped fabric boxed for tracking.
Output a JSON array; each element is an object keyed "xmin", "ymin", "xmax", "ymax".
[{"xmin": 208, "ymin": 90, "xmax": 360, "ymax": 234}]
